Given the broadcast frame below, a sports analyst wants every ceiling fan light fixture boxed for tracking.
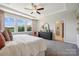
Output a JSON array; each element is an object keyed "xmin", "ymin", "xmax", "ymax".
[{"xmin": 25, "ymin": 3, "xmax": 44, "ymax": 15}]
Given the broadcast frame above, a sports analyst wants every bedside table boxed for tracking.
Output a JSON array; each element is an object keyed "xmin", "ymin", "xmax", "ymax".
[{"xmin": 32, "ymin": 32, "xmax": 38, "ymax": 36}]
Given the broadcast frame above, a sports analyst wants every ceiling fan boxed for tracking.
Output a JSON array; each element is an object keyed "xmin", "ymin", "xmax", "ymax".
[{"xmin": 24, "ymin": 3, "xmax": 44, "ymax": 14}]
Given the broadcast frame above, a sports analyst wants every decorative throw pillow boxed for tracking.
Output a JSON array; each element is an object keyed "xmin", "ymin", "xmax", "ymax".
[
  {"xmin": 0, "ymin": 33, "xmax": 5, "ymax": 49},
  {"xmin": 7, "ymin": 29, "xmax": 13, "ymax": 41},
  {"xmin": 2, "ymin": 29, "xmax": 11, "ymax": 41}
]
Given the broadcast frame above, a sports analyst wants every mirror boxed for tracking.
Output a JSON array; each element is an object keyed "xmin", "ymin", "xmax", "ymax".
[{"xmin": 41, "ymin": 23, "xmax": 50, "ymax": 32}]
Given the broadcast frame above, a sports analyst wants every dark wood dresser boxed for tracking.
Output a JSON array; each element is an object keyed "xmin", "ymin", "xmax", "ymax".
[{"xmin": 38, "ymin": 32, "xmax": 52, "ymax": 40}]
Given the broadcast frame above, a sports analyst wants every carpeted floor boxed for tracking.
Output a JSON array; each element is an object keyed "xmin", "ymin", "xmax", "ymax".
[{"xmin": 45, "ymin": 40, "xmax": 78, "ymax": 56}]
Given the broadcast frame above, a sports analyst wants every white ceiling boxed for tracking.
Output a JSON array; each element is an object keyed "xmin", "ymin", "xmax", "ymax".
[{"xmin": 0, "ymin": 3, "xmax": 79, "ymax": 20}]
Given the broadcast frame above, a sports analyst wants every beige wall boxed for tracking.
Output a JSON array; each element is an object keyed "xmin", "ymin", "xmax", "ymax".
[
  {"xmin": 32, "ymin": 20, "xmax": 38, "ymax": 32},
  {"xmin": 0, "ymin": 10, "xmax": 4, "ymax": 32}
]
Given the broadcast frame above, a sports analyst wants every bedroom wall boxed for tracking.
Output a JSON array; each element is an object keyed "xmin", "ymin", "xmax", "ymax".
[
  {"xmin": 0, "ymin": 10, "xmax": 5, "ymax": 32},
  {"xmin": 32, "ymin": 20, "xmax": 38, "ymax": 32},
  {"xmin": 37, "ymin": 11, "xmax": 77, "ymax": 44}
]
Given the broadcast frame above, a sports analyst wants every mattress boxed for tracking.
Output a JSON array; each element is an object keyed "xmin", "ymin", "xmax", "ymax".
[{"xmin": 0, "ymin": 34, "xmax": 47, "ymax": 56}]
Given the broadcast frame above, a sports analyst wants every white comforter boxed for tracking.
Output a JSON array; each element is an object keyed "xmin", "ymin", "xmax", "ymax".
[{"xmin": 0, "ymin": 34, "xmax": 47, "ymax": 56}]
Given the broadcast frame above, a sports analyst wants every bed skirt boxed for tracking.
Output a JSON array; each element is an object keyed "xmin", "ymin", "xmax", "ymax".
[{"xmin": 35, "ymin": 51, "xmax": 45, "ymax": 56}]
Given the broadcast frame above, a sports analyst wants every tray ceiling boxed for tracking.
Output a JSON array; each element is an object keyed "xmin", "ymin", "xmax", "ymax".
[{"xmin": 0, "ymin": 3, "xmax": 79, "ymax": 20}]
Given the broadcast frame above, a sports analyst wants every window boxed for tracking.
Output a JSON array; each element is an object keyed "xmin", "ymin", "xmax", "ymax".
[
  {"xmin": 4, "ymin": 17, "xmax": 14, "ymax": 32},
  {"xmin": 27, "ymin": 20, "xmax": 32, "ymax": 31},
  {"xmin": 4, "ymin": 15, "xmax": 33, "ymax": 33},
  {"xmin": 16, "ymin": 19, "xmax": 25, "ymax": 32}
]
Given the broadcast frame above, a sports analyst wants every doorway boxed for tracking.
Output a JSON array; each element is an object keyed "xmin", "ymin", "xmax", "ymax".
[{"xmin": 55, "ymin": 20, "xmax": 64, "ymax": 41}]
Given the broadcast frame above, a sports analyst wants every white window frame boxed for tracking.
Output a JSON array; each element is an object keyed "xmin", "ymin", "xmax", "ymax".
[{"xmin": 4, "ymin": 15, "xmax": 32, "ymax": 33}]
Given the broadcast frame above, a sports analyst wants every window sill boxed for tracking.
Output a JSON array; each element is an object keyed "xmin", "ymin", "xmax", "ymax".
[{"xmin": 12, "ymin": 31, "xmax": 32, "ymax": 35}]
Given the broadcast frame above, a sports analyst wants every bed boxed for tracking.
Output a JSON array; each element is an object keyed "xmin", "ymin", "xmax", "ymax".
[{"xmin": 0, "ymin": 34, "xmax": 47, "ymax": 56}]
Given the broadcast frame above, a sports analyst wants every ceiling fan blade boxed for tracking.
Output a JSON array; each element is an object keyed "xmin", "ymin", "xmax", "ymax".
[
  {"xmin": 31, "ymin": 12, "xmax": 33, "ymax": 14},
  {"xmin": 37, "ymin": 11, "xmax": 41, "ymax": 14},
  {"xmin": 24, "ymin": 8, "xmax": 32, "ymax": 10},
  {"xmin": 37, "ymin": 8, "xmax": 44, "ymax": 10},
  {"xmin": 31, "ymin": 3, "xmax": 34, "ymax": 5},
  {"xmin": 31, "ymin": 3, "xmax": 35, "ymax": 7}
]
